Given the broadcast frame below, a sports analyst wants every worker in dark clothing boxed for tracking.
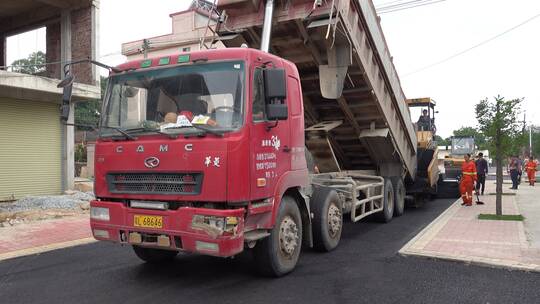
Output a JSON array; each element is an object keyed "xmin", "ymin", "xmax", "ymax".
[
  {"xmin": 475, "ymin": 152, "xmax": 488, "ymax": 195},
  {"xmin": 517, "ymin": 156, "xmax": 523, "ymax": 185},
  {"xmin": 417, "ymin": 109, "xmax": 431, "ymax": 131},
  {"xmin": 508, "ymin": 155, "xmax": 519, "ymax": 190}
]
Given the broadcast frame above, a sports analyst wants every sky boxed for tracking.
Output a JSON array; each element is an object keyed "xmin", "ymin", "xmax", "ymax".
[{"xmin": 5, "ymin": 0, "xmax": 540, "ymax": 138}]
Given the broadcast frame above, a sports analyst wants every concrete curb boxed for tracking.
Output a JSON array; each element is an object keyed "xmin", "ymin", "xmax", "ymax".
[
  {"xmin": 0, "ymin": 237, "xmax": 96, "ymax": 262},
  {"xmin": 401, "ymin": 248, "xmax": 540, "ymax": 273}
]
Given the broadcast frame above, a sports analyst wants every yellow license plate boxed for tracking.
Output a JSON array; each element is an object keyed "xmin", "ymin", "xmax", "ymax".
[{"xmin": 133, "ymin": 215, "xmax": 163, "ymax": 229}]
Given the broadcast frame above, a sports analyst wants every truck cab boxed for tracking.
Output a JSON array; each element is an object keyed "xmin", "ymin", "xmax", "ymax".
[{"xmin": 90, "ymin": 48, "xmax": 309, "ymax": 262}]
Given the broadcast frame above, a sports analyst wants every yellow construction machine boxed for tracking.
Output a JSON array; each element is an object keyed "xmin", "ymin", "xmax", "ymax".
[{"xmin": 405, "ymin": 98, "xmax": 440, "ymax": 202}]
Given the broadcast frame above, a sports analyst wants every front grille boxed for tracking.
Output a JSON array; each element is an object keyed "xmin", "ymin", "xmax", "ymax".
[{"xmin": 107, "ymin": 172, "xmax": 203, "ymax": 195}]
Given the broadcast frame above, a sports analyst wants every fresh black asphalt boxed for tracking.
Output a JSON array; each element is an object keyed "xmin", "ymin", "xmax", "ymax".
[{"xmin": 1, "ymin": 198, "xmax": 539, "ymax": 304}]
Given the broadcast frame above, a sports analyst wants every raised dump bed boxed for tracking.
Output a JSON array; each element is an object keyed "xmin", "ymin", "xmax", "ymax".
[{"xmin": 215, "ymin": 0, "xmax": 417, "ymax": 180}]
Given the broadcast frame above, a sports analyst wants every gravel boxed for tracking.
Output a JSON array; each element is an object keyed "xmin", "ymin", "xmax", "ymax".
[{"xmin": 0, "ymin": 191, "xmax": 95, "ymax": 213}]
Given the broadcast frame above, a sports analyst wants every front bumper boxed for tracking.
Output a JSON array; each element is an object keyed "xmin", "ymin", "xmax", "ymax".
[{"xmin": 90, "ymin": 200, "xmax": 245, "ymax": 257}]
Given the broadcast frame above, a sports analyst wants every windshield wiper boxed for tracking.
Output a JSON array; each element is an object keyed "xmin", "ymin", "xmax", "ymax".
[
  {"xmin": 125, "ymin": 127, "xmax": 179, "ymax": 139},
  {"xmin": 102, "ymin": 126, "xmax": 137, "ymax": 140},
  {"xmin": 190, "ymin": 124, "xmax": 225, "ymax": 137},
  {"xmin": 163, "ymin": 124, "xmax": 224, "ymax": 137}
]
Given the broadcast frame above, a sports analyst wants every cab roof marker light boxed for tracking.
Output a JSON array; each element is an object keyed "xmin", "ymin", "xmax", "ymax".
[
  {"xmin": 141, "ymin": 59, "xmax": 152, "ymax": 68},
  {"xmin": 158, "ymin": 57, "xmax": 170, "ymax": 65},
  {"xmin": 178, "ymin": 54, "xmax": 190, "ymax": 63}
]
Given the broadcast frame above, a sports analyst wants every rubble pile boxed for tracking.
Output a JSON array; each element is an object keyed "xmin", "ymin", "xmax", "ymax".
[{"xmin": 0, "ymin": 191, "xmax": 94, "ymax": 227}]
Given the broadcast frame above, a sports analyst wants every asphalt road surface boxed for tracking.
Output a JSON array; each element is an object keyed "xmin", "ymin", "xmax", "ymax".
[{"xmin": 1, "ymin": 198, "xmax": 539, "ymax": 304}]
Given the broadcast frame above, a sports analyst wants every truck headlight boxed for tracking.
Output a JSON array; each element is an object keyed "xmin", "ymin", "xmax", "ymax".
[{"xmin": 91, "ymin": 207, "xmax": 110, "ymax": 221}]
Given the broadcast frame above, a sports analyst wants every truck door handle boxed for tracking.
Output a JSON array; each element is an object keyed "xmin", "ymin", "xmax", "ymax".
[{"xmin": 283, "ymin": 145, "xmax": 291, "ymax": 152}]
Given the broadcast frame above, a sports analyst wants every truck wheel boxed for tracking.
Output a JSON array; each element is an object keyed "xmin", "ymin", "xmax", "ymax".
[
  {"xmin": 377, "ymin": 179, "xmax": 394, "ymax": 223},
  {"xmin": 254, "ymin": 196, "xmax": 303, "ymax": 277},
  {"xmin": 132, "ymin": 245, "xmax": 178, "ymax": 263},
  {"xmin": 392, "ymin": 177, "xmax": 405, "ymax": 217},
  {"xmin": 312, "ymin": 187, "xmax": 343, "ymax": 252}
]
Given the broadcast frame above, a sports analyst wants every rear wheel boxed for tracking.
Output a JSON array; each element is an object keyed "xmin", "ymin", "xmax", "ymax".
[
  {"xmin": 312, "ymin": 187, "xmax": 343, "ymax": 252},
  {"xmin": 132, "ymin": 246, "xmax": 178, "ymax": 263},
  {"xmin": 377, "ymin": 179, "xmax": 394, "ymax": 223},
  {"xmin": 392, "ymin": 177, "xmax": 405, "ymax": 217},
  {"xmin": 254, "ymin": 196, "xmax": 303, "ymax": 277}
]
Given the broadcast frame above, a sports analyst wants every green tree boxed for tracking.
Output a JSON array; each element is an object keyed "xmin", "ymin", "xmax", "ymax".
[
  {"xmin": 10, "ymin": 51, "xmax": 46, "ymax": 74},
  {"xmin": 475, "ymin": 95, "xmax": 522, "ymax": 215},
  {"xmin": 452, "ymin": 126, "xmax": 487, "ymax": 150},
  {"xmin": 434, "ymin": 135, "xmax": 450, "ymax": 146},
  {"xmin": 74, "ymin": 76, "xmax": 108, "ymax": 131},
  {"xmin": 532, "ymin": 126, "xmax": 540, "ymax": 157}
]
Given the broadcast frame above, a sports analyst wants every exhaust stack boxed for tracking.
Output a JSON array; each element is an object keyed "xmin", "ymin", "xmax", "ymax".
[{"xmin": 260, "ymin": 0, "xmax": 274, "ymax": 52}]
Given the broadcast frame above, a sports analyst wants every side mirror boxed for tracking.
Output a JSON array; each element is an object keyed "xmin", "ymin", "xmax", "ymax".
[
  {"xmin": 263, "ymin": 68, "xmax": 286, "ymax": 101},
  {"xmin": 58, "ymin": 74, "xmax": 74, "ymax": 122},
  {"xmin": 263, "ymin": 68, "xmax": 288, "ymax": 121},
  {"xmin": 266, "ymin": 103, "xmax": 288, "ymax": 120}
]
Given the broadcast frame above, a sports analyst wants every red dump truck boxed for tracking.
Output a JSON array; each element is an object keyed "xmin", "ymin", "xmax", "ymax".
[{"xmin": 58, "ymin": 0, "xmax": 430, "ymax": 276}]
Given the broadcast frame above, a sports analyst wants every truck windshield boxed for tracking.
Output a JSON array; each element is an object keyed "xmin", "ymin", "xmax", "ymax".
[
  {"xmin": 451, "ymin": 137, "xmax": 475, "ymax": 155},
  {"xmin": 100, "ymin": 61, "xmax": 245, "ymax": 137}
]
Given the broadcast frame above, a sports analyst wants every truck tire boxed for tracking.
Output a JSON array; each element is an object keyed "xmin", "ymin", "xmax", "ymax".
[
  {"xmin": 132, "ymin": 246, "xmax": 178, "ymax": 263},
  {"xmin": 377, "ymin": 179, "xmax": 394, "ymax": 223},
  {"xmin": 311, "ymin": 187, "xmax": 343, "ymax": 252},
  {"xmin": 392, "ymin": 177, "xmax": 405, "ymax": 217},
  {"xmin": 254, "ymin": 196, "xmax": 303, "ymax": 277}
]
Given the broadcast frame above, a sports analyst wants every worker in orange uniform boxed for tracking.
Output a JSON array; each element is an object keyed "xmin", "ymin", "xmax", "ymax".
[
  {"xmin": 460, "ymin": 153, "xmax": 477, "ymax": 206},
  {"xmin": 525, "ymin": 156, "xmax": 538, "ymax": 186}
]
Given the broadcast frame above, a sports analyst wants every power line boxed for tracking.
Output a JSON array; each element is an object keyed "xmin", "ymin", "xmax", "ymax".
[
  {"xmin": 379, "ymin": 0, "xmax": 447, "ymax": 14},
  {"xmin": 377, "ymin": 0, "xmax": 433, "ymax": 10},
  {"xmin": 376, "ymin": 0, "xmax": 412, "ymax": 7},
  {"xmin": 403, "ymin": 11, "xmax": 540, "ymax": 77},
  {"xmin": 376, "ymin": 0, "xmax": 447, "ymax": 14},
  {"xmin": 376, "ymin": 0, "xmax": 418, "ymax": 9}
]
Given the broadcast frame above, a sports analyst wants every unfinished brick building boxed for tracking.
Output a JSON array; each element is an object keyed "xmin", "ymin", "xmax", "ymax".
[{"xmin": 0, "ymin": 0, "xmax": 100, "ymax": 200}]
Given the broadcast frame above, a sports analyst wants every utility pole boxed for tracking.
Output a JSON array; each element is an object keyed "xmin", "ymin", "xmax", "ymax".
[
  {"xmin": 522, "ymin": 113, "xmax": 527, "ymax": 157},
  {"xmin": 530, "ymin": 124, "xmax": 533, "ymax": 157},
  {"xmin": 142, "ymin": 39, "xmax": 150, "ymax": 59}
]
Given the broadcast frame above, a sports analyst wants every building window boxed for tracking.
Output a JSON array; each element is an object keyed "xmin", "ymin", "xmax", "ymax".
[{"xmin": 181, "ymin": 47, "xmax": 191, "ymax": 53}]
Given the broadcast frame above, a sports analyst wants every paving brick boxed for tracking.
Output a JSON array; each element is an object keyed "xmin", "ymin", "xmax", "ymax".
[
  {"xmin": 400, "ymin": 179, "xmax": 540, "ymax": 273},
  {"xmin": 0, "ymin": 215, "xmax": 92, "ymax": 258}
]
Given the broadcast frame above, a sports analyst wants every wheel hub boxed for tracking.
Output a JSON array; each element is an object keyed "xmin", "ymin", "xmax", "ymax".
[
  {"xmin": 279, "ymin": 216, "xmax": 299, "ymax": 257},
  {"xmin": 327, "ymin": 204, "xmax": 342, "ymax": 238}
]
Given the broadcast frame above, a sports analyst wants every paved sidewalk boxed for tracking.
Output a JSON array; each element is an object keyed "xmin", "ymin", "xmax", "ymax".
[
  {"xmin": 0, "ymin": 215, "xmax": 94, "ymax": 261},
  {"xmin": 400, "ymin": 180, "xmax": 540, "ymax": 272}
]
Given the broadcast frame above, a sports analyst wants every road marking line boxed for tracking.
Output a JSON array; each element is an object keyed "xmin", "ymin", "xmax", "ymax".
[{"xmin": 0, "ymin": 238, "xmax": 96, "ymax": 262}]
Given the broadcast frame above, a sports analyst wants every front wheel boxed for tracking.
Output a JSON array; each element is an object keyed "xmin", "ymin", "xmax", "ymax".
[
  {"xmin": 254, "ymin": 196, "xmax": 303, "ymax": 277},
  {"xmin": 132, "ymin": 246, "xmax": 178, "ymax": 263}
]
